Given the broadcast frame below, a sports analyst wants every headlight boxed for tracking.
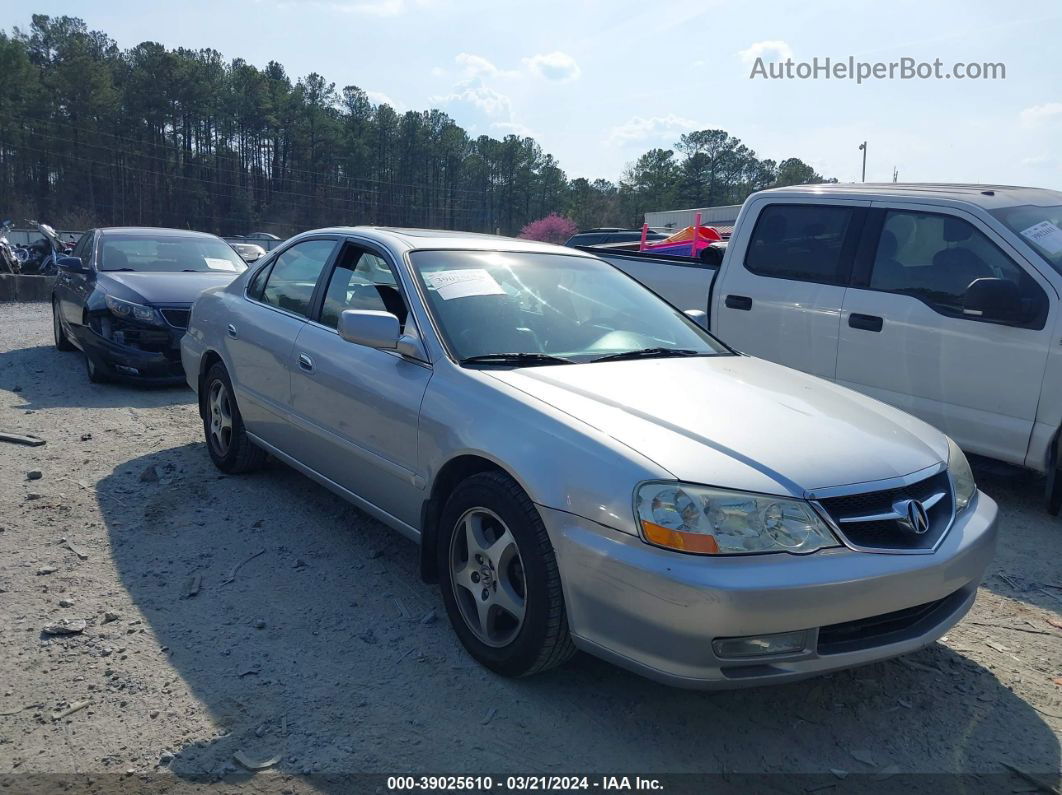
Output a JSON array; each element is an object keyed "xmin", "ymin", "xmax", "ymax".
[
  {"xmin": 634, "ymin": 482, "xmax": 839, "ymax": 555},
  {"xmin": 947, "ymin": 438, "xmax": 976, "ymax": 512},
  {"xmin": 105, "ymin": 295, "xmax": 162, "ymax": 325}
]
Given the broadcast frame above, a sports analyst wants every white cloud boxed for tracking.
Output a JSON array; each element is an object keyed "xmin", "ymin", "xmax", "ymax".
[
  {"xmin": 365, "ymin": 91, "xmax": 404, "ymax": 111},
  {"xmin": 278, "ymin": 0, "xmax": 435, "ymax": 16},
  {"xmin": 737, "ymin": 40, "xmax": 793, "ymax": 64},
  {"xmin": 432, "ymin": 81, "xmax": 513, "ymax": 119},
  {"xmin": 606, "ymin": 114, "xmax": 700, "ymax": 146},
  {"xmin": 454, "ymin": 52, "xmax": 519, "ymax": 79},
  {"xmin": 492, "ymin": 121, "xmax": 538, "ymax": 138},
  {"xmin": 523, "ymin": 51, "xmax": 581, "ymax": 83},
  {"xmin": 1020, "ymin": 102, "xmax": 1062, "ymax": 127}
]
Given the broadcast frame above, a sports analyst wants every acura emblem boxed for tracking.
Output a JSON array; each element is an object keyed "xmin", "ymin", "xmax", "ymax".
[{"xmin": 896, "ymin": 498, "xmax": 930, "ymax": 535}]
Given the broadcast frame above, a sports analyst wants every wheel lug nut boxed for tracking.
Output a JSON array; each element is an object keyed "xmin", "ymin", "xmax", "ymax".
[
  {"xmin": 474, "ymin": 554, "xmax": 483, "ymax": 564},
  {"xmin": 481, "ymin": 589, "xmax": 489, "ymax": 601},
  {"xmin": 471, "ymin": 572, "xmax": 480, "ymax": 583}
]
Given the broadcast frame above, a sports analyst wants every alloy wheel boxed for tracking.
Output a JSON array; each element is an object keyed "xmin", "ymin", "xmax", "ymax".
[
  {"xmin": 208, "ymin": 379, "xmax": 234, "ymax": 456},
  {"xmin": 449, "ymin": 507, "xmax": 527, "ymax": 648}
]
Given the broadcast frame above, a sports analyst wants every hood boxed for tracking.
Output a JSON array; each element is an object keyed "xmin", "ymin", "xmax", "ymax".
[
  {"xmin": 99, "ymin": 271, "xmax": 239, "ymax": 305},
  {"xmin": 485, "ymin": 355, "xmax": 948, "ymax": 496}
]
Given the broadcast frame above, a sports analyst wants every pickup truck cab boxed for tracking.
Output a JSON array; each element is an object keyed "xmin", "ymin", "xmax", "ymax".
[{"xmin": 590, "ymin": 184, "xmax": 1062, "ymax": 509}]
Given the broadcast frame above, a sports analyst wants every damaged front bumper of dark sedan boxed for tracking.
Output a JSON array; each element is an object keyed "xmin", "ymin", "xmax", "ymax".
[{"xmin": 78, "ymin": 302, "xmax": 192, "ymax": 383}]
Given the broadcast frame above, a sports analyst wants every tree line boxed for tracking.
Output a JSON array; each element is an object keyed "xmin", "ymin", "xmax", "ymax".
[{"xmin": 0, "ymin": 14, "xmax": 835, "ymax": 237}]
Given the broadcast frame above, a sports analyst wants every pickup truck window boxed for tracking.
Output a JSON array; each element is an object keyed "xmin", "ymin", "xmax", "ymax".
[
  {"xmin": 868, "ymin": 210, "xmax": 1047, "ymax": 327},
  {"xmin": 744, "ymin": 204, "xmax": 855, "ymax": 285},
  {"xmin": 989, "ymin": 204, "xmax": 1062, "ymax": 276}
]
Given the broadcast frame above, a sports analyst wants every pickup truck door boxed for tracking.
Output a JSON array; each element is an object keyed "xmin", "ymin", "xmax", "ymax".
[
  {"xmin": 835, "ymin": 203, "xmax": 1054, "ymax": 465},
  {"xmin": 712, "ymin": 199, "xmax": 868, "ymax": 379}
]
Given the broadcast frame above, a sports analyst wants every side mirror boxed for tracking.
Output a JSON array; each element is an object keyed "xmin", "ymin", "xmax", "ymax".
[
  {"xmin": 338, "ymin": 309, "xmax": 401, "ymax": 349},
  {"xmin": 963, "ymin": 277, "xmax": 1023, "ymax": 323},
  {"xmin": 56, "ymin": 256, "xmax": 89, "ymax": 274},
  {"xmin": 684, "ymin": 309, "xmax": 709, "ymax": 329}
]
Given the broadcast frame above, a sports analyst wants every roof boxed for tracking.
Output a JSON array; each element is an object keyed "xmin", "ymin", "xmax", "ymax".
[
  {"xmin": 291, "ymin": 226, "xmax": 592, "ymax": 257},
  {"xmin": 756, "ymin": 183, "xmax": 1062, "ymax": 210},
  {"xmin": 99, "ymin": 227, "xmax": 220, "ymax": 238}
]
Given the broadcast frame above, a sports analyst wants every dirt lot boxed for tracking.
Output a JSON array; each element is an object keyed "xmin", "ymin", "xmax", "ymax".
[{"xmin": 0, "ymin": 301, "xmax": 1059, "ymax": 792}]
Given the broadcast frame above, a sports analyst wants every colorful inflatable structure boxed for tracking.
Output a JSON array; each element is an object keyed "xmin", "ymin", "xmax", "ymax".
[{"xmin": 638, "ymin": 212, "xmax": 722, "ymax": 257}]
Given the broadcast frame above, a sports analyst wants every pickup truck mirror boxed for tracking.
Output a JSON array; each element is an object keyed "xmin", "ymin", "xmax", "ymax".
[
  {"xmin": 56, "ymin": 256, "xmax": 89, "ymax": 274},
  {"xmin": 962, "ymin": 277, "xmax": 1023, "ymax": 323},
  {"xmin": 684, "ymin": 309, "xmax": 709, "ymax": 329},
  {"xmin": 338, "ymin": 309, "xmax": 400, "ymax": 349}
]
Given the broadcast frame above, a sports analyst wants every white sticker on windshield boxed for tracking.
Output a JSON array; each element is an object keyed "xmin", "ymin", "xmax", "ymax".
[
  {"xmin": 1020, "ymin": 221, "xmax": 1062, "ymax": 256},
  {"xmin": 205, "ymin": 257, "xmax": 238, "ymax": 272},
  {"xmin": 424, "ymin": 268, "xmax": 504, "ymax": 300}
]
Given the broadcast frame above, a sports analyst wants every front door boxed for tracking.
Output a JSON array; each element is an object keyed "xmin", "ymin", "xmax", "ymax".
[
  {"xmin": 712, "ymin": 200, "xmax": 867, "ymax": 379},
  {"xmin": 288, "ymin": 242, "xmax": 432, "ymax": 527},
  {"xmin": 836, "ymin": 204, "xmax": 1054, "ymax": 465}
]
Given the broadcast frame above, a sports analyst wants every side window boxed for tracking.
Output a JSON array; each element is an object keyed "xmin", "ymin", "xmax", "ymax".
[
  {"xmin": 72, "ymin": 232, "xmax": 92, "ymax": 263},
  {"xmin": 869, "ymin": 210, "xmax": 1048, "ymax": 325},
  {"xmin": 744, "ymin": 204, "xmax": 855, "ymax": 284},
  {"xmin": 246, "ymin": 258, "xmax": 273, "ymax": 301},
  {"xmin": 260, "ymin": 240, "xmax": 336, "ymax": 317},
  {"xmin": 319, "ymin": 245, "xmax": 409, "ymax": 331}
]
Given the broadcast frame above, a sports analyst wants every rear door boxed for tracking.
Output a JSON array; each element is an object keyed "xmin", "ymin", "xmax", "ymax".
[
  {"xmin": 288, "ymin": 239, "xmax": 432, "ymax": 527},
  {"xmin": 836, "ymin": 204, "xmax": 1053, "ymax": 464},
  {"xmin": 226, "ymin": 237, "xmax": 338, "ymax": 448},
  {"xmin": 713, "ymin": 199, "xmax": 868, "ymax": 379}
]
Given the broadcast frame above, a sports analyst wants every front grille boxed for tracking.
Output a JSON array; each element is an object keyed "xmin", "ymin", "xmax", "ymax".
[
  {"xmin": 817, "ymin": 470, "xmax": 953, "ymax": 551},
  {"xmin": 817, "ymin": 589, "xmax": 964, "ymax": 655},
  {"xmin": 160, "ymin": 307, "xmax": 191, "ymax": 328}
]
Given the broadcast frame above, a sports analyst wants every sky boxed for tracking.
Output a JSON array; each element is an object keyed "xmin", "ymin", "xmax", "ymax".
[{"xmin": 3, "ymin": 0, "xmax": 1061, "ymax": 191}]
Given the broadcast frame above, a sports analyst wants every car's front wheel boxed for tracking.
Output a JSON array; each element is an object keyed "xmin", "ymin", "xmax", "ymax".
[
  {"xmin": 203, "ymin": 362, "xmax": 266, "ymax": 474},
  {"xmin": 52, "ymin": 300, "xmax": 75, "ymax": 351},
  {"xmin": 437, "ymin": 471, "xmax": 576, "ymax": 677}
]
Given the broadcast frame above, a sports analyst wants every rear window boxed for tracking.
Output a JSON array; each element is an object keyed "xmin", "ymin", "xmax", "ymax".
[{"xmin": 744, "ymin": 204, "xmax": 855, "ymax": 285}]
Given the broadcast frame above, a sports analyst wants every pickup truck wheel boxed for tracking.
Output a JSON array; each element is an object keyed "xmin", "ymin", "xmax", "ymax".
[
  {"xmin": 437, "ymin": 471, "xmax": 576, "ymax": 677},
  {"xmin": 203, "ymin": 363, "xmax": 266, "ymax": 474},
  {"xmin": 1046, "ymin": 467, "xmax": 1062, "ymax": 516},
  {"xmin": 52, "ymin": 300, "xmax": 75, "ymax": 351}
]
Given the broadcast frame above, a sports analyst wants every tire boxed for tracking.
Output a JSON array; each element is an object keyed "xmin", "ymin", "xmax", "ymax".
[
  {"xmin": 53, "ymin": 300, "xmax": 75, "ymax": 351},
  {"xmin": 202, "ymin": 362, "xmax": 266, "ymax": 474},
  {"xmin": 85, "ymin": 352, "xmax": 111, "ymax": 384},
  {"xmin": 437, "ymin": 470, "xmax": 576, "ymax": 677},
  {"xmin": 1046, "ymin": 467, "xmax": 1062, "ymax": 516}
]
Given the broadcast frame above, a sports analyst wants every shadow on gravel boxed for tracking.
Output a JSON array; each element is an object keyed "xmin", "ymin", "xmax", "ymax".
[
  {"xmin": 98, "ymin": 443, "xmax": 1060, "ymax": 787},
  {"xmin": 968, "ymin": 456, "xmax": 1062, "ymax": 613},
  {"xmin": 0, "ymin": 343, "xmax": 193, "ymax": 411}
]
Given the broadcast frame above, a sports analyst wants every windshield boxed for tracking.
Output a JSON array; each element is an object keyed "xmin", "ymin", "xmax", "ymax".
[
  {"xmin": 989, "ymin": 204, "xmax": 1062, "ymax": 275},
  {"xmin": 409, "ymin": 250, "xmax": 730, "ymax": 364},
  {"xmin": 99, "ymin": 234, "xmax": 247, "ymax": 273}
]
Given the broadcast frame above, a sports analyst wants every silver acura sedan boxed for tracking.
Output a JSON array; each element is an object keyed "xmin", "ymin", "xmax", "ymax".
[{"xmin": 181, "ymin": 227, "xmax": 997, "ymax": 688}]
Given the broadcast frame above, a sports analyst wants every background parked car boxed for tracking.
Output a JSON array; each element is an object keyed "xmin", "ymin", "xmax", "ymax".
[
  {"xmin": 52, "ymin": 227, "xmax": 247, "ymax": 383},
  {"xmin": 230, "ymin": 241, "xmax": 267, "ymax": 263},
  {"xmin": 564, "ymin": 228, "xmax": 669, "ymax": 247}
]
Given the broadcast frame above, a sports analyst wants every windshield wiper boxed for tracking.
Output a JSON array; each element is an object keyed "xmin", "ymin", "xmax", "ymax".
[
  {"xmin": 591, "ymin": 347, "xmax": 705, "ymax": 363},
  {"xmin": 459, "ymin": 352, "xmax": 576, "ymax": 367},
  {"xmin": 102, "ymin": 268, "xmax": 135, "ymax": 272}
]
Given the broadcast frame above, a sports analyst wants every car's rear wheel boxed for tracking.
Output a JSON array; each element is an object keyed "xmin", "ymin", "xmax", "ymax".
[
  {"xmin": 203, "ymin": 362, "xmax": 265, "ymax": 474},
  {"xmin": 53, "ymin": 300, "xmax": 75, "ymax": 351},
  {"xmin": 437, "ymin": 471, "xmax": 575, "ymax": 677}
]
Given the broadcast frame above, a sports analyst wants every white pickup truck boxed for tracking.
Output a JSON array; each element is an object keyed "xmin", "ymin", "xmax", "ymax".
[{"xmin": 588, "ymin": 184, "xmax": 1062, "ymax": 511}]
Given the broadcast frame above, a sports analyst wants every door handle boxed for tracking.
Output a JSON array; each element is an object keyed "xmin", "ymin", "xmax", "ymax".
[
  {"xmin": 226, "ymin": 323, "xmax": 238, "ymax": 339},
  {"xmin": 848, "ymin": 313, "xmax": 884, "ymax": 332},
  {"xmin": 297, "ymin": 353, "xmax": 314, "ymax": 372},
  {"xmin": 725, "ymin": 294, "xmax": 752, "ymax": 311}
]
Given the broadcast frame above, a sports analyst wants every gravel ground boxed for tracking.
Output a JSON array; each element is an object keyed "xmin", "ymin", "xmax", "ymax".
[{"xmin": 0, "ymin": 301, "xmax": 1059, "ymax": 792}]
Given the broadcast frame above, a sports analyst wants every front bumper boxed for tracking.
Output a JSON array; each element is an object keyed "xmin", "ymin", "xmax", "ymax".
[
  {"xmin": 542, "ymin": 491, "xmax": 997, "ymax": 688},
  {"xmin": 76, "ymin": 326, "xmax": 187, "ymax": 384}
]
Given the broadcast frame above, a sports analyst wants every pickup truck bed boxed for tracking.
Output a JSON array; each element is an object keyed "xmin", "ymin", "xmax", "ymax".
[{"xmin": 577, "ymin": 246, "xmax": 718, "ymax": 317}]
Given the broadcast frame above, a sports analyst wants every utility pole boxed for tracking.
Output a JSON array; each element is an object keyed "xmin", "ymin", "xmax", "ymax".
[
  {"xmin": 858, "ymin": 141, "xmax": 867, "ymax": 182},
  {"xmin": 892, "ymin": 166, "xmax": 898, "ymax": 183}
]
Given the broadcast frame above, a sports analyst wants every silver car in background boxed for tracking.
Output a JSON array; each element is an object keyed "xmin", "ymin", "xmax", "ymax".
[{"xmin": 181, "ymin": 227, "xmax": 997, "ymax": 688}]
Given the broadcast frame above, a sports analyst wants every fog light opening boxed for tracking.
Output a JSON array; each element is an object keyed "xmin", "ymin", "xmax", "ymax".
[
  {"xmin": 114, "ymin": 364, "xmax": 140, "ymax": 376},
  {"xmin": 712, "ymin": 630, "xmax": 810, "ymax": 659}
]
